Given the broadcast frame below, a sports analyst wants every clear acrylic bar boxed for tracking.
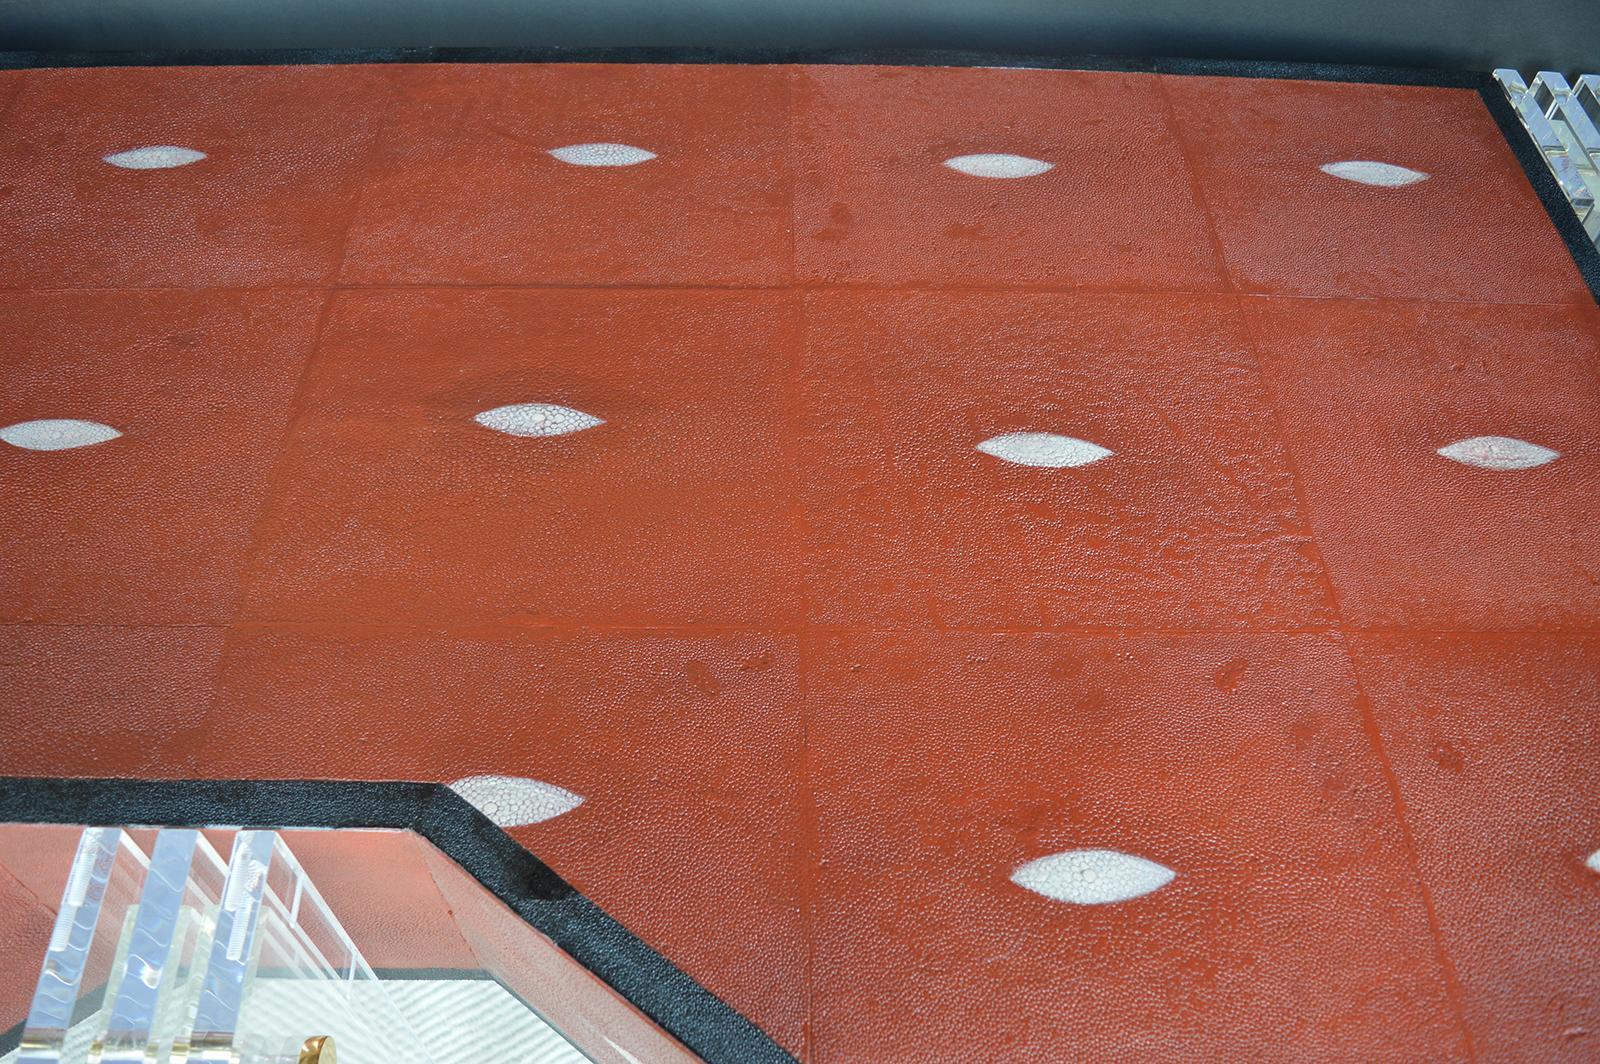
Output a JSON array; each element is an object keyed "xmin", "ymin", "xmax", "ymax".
[
  {"xmin": 2, "ymin": 823, "xmax": 700, "ymax": 1064},
  {"xmin": 18, "ymin": 828, "xmax": 149, "ymax": 1064},
  {"xmin": 1496, "ymin": 68, "xmax": 1600, "ymax": 239},
  {"xmin": 1541, "ymin": 75, "xmax": 1600, "ymax": 161},
  {"xmin": 95, "ymin": 829, "xmax": 228, "ymax": 1063},
  {"xmin": 192, "ymin": 830, "xmax": 433, "ymax": 1064}
]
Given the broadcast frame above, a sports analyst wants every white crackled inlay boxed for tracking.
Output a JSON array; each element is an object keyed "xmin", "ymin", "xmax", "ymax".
[
  {"xmin": 103, "ymin": 146, "xmax": 207, "ymax": 170},
  {"xmin": 943, "ymin": 153, "xmax": 1054, "ymax": 179},
  {"xmin": 1011, "ymin": 849, "xmax": 1176, "ymax": 905},
  {"xmin": 0, "ymin": 419, "xmax": 122, "ymax": 451},
  {"xmin": 1585, "ymin": 848, "xmax": 1600, "ymax": 875},
  {"xmin": 977, "ymin": 432, "xmax": 1113, "ymax": 468},
  {"xmin": 1319, "ymin": 160, "xmax": 1429, "ymax": 187},
  {"xmin": 449, "ymin": 775, "xmax": 585, "ymax": 827},
  {"xmin": 548, "ymin": 143, "xmax": 657, "ymax": 167},
  {"xmin": 1437, "ymin": 435, "xmax": 1559, "ymax": 470},
  {"xmin": 474, "ymin": 403, "xmax": 604, "ymax": 438}
]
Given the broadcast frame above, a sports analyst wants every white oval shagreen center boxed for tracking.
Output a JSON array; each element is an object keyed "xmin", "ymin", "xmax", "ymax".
[
  {"xmin": 1319, "ymin": 160, "xmax": 1429, "ymax": 187},
  {"xmin": 943, "ymin": 153, "xmax": 1054, "ymax": 179},
  {"xmin": 103, "ymin": 146, "xmax": 207, "ymax": 170},
  {"xmin": 449, "ymin": 775, "xmax": 585, "ymax": 827},
  {"xmin": 1011, "ymin": 849, "xmax": 1176, "ymax": 905},
  {"xmin": 474, "ymin": 403, "xmax": 604, "ymax": 438},
  {"xmin": 548, "ymin": 143, "xmax": 658, "ymax": 167},
  {"xmin": 0, "ymin": 419, "xmax": 123, "ymax": 451},
  {"xmin": 1437, "ymin": 436, "xmax": 1559, "ymax": 470},
  {"xmin": 976, "ymin": 432, "xmax": 1113, "ymax": 468}
]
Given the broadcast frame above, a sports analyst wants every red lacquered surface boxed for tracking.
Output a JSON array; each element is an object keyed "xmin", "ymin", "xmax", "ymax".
[
  {"xmin": 1164, "ymin": 76, "xmax": 1592, "ymax": 304},
  {"xmin": 794, "ymin": 66, "xmax": 1226, "ymax": 290},
  {"xmin": 799, "ymin": 290, "xmax": 1332, "ymax": 630},
  {"xmin": 240, "ymin": 288, "xmax": 803, "ymax": 627},
  {"xmin": 1353, "ymin": 635, "xmax": 1600, "ymax": 1062},
  {"xmin": 341, "ymin": 64, "xmax": 792, "ymax": 286},
  {"xmin": 0, "ymin": 291, "xmax": 321, "ymax": 624},
  {"xmin": 808, "ymin": 632, "xmax": 1466, "ymax": 1062},
  {"xmin": 0, "ymin": 60, "xmax": 1596, "ymax": 1062},
  {"xmin": 1246, "ymin": 297, "xmax": 1600, "ymax": 631},
  {"xmin": 0, "ymin": 66, "xmax": 391, "ymax": 287}
]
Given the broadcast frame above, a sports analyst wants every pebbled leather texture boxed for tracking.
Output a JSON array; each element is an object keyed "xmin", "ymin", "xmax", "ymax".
[{"xmin": 0, "ymin": 59, "xmax": 1597, "ymax": 1061}]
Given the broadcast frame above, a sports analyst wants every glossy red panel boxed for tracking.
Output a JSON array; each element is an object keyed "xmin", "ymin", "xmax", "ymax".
[
  {"xmin": 340, "ymin": 64, "xmax": 791, "ymax": 285},
  {"xmin": 196, "ymin": 625, "xmax": 804, "ymax": 1053},
  {"xmin": 808, "ymin": 631, "xmax": 1467, "ymax": 1062},
  {"xmin": 0, "ymin": 625, "xmax": 224, "ymax": 778},
  {"xmin": 241, "ymin": 288, "xmax": 802, "ymax": 626},
  {"xmin": 1353, "ymin": 635, "xmax": 1600, "ymax": 1061},
  {"xmin": 1247, "ymin": 297, "xmax": 1600, "ymax": 630},
  {"xmin": 0, "ymin": 66, "xmax": 389, "ymax": 287},
  {"xmin": 800, "ymin": 290, "xmax": 1332, "ymax": 630},
  {"xmin": 794, "ymin": 66, "xmax": 1225, "ymax": 290},
  {"xmin": 0, "ymin": 291, "xmax": 321, "ymax": 624},
  {"xmin": 1163, "ymin": 76, "xmax": 1589, "ymax": 303}
]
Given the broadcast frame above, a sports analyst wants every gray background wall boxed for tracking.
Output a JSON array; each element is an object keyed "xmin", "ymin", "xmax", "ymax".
[{"xmin": 0, "ymin": 0, "xmax": 1593, "ymax": 73}]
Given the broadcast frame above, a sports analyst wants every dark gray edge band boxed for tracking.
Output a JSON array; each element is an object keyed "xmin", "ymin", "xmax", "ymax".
[
  {"xmin": 0, "ymin": 46, "xmax": 1483, "ymax": 86},
  {"xmin": 0, "ymin": 776, "xmax": 796, "ymax": 1064}
]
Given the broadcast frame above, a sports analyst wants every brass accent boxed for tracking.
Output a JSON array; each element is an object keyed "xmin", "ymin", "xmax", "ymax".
[{"xmin": 300, "ymin": 1035, "xmax": 337, "ymax": 1064}]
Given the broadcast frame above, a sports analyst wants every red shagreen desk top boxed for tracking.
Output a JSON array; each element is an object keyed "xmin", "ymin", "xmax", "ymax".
[{"xmin": 1, "ymin": 61, "xmax": 1597, "ymax": 1062}]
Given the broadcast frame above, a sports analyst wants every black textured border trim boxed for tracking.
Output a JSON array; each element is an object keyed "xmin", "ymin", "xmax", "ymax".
[
  {"xmin": 1476, "ymin": 73, "xmax": 1600, "ymax": 306},
  {"xmin": 0, "ymin": 776, "xmax": 795, "ymax": 1064},
  {"xmin": 0, "ymin": 45, "xmax": 1482, "ymax": 86}
]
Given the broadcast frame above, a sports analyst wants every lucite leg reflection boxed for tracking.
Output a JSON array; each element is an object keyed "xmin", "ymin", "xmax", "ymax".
[
  {"xmin": 190, "ymin": 830, "xmax": 429, "ymax": 1064},
  {"xmin": 14, "ymin": 828, "xmax": 429, "ymax": 1064},
  {"xmin": 18, "ymin": 828, "xmax": 148, "ymax": 1064},
  {"xmin": 3, "ymin": 823, "xmax": 698, "ymax": 1064},
  {"xmin": 99, "ymin": 829, "xmax": 226, "ymax": 1062}
]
